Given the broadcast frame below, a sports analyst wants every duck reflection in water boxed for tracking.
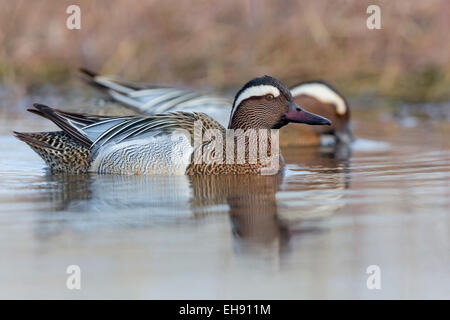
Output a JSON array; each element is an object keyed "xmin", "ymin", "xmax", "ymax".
[
  {"xmin": 32, "ymin": 143, "xmax": 351, "ymax": 260},
  {"xmin": 189, "ymin": 142, "xmax": 351, "ymax": 256}
]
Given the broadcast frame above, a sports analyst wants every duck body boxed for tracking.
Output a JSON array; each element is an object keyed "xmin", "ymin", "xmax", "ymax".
[
  {"xmin": 16, "ymin": 76, "xmax": 331, "ymax": 175},
  {"xmin": 81, "ymin": 69, "xmax": 352, "ymax": 147},
  {"xmin": 15, "ymin": 107, "xmax": 221, "ymax": 175}
]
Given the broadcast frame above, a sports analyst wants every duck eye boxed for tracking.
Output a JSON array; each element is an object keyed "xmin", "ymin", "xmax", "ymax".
[{"xmin": 265, "ymin": 94, "xmax": 274, "ymax": 101}]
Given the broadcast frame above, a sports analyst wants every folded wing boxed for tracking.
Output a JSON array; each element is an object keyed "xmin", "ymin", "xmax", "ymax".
[{"xmin": 80, "ymin": 68, "xmax": 232, "ymax": 116}]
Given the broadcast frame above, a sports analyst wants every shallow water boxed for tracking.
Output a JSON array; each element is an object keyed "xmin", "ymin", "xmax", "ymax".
[{"xmin": 0, "ymin": 107, "xmax": 449, "ymax": 299}]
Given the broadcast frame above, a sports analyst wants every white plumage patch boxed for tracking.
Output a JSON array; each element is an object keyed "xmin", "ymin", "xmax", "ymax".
[
  {"xmin": 90, "ymin": 134, "xmax": 193, "ymax": 175},
  {"xmin": 231, "ymin": 85, "xmax": 281, "ymax": 118},
  {"xmin": 291, "ymin": 83, "xmax": 347, "ymax": 115}
]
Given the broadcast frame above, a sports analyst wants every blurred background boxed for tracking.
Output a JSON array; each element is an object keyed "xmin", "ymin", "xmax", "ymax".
[
  {"xmin": 0, "ymin": 1, "xmax": 449, "ymax": 299},
  {"xmin": 0, "ymin": 0, "xmax": 449, "ymax": 105}
]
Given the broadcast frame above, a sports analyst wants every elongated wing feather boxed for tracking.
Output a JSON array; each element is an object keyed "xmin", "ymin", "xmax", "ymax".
[
  {"xmin": 80, "ymin": 68, "xmax": 232, "ymax": 115},
  {"xmin": 28, "ymin": 104, "xmax": 224, "ymax": 152},
  {"xmin": 86, "ymin": 111, "xmax": 225, "ymax": 151},
  {"xmin": 28, "ymin": 104, "xmax": 98, "ymax": 148}
]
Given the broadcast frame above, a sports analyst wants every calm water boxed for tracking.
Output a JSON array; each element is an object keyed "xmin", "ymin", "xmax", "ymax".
[{"xmin": 0, "ymin": 106, "xmax": 449, "ymax": 299}]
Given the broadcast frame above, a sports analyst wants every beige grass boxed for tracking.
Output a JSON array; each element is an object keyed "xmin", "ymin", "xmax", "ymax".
[{"xmin": 0, "ymin": 0, "xmax": 449, "ymax": 100}]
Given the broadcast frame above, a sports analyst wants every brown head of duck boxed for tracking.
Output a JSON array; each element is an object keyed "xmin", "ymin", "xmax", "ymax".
[
  {"xmin": 187, "ymin": 76, "xmax": 332, "ymax": 175},
  {"xmin": 280, "ymin": 81, "xmax": 353, "ymax": 147},
  {"xmin": 228, "ymin": 76, "xmax": 331, "ymax": 130}
]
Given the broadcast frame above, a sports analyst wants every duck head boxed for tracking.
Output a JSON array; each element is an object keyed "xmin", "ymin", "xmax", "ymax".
[
  {"xmin": 228, "ymin": 76, "xmax": 331, "ymax": 130},
  {"xmin": 290, "ymin": 81, "xmax": 353, "ymax": 144}
]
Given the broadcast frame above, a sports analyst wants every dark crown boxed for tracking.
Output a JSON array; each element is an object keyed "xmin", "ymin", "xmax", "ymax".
[{"xmin": 232, "ymin": 75, "xmax": 293, "ymax": 108}]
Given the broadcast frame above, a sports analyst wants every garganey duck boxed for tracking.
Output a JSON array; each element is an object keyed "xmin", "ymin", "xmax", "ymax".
[
  {"xmin": 80, "ymin": 69, "xmax": 352, "ymax": 147},
  {"xmin": 14, "ymin": 76, "xmax": 331, "ymax": 175}
]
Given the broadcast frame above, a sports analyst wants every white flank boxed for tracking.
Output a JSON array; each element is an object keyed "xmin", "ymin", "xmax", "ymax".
[
  {"xmin": 90, "ymin": 134, "xmax": 193, "ymax": 175},
  {"xmin": 290, "ymin": 83, "xmax": 347, "ymax": 115}
]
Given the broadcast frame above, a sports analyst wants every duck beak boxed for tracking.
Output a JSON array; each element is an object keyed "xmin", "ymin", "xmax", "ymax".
[{"xmin": 285, "ymin": 102, "xmax": 331, "ymax": 126}]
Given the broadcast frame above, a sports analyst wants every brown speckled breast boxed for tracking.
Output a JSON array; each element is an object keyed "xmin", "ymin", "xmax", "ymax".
[{"xmin": 185, "ymin": 134, "xmax": 283, "ymax": 175}]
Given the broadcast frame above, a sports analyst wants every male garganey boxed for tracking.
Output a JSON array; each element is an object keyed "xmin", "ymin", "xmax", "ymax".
[
  {"xmin": 81, "ymin": 69, "xmax": 351, "ymax": 147},
  {"xmin": 14, "ymin": 76, "xmax": 331, "ymax": 175}
]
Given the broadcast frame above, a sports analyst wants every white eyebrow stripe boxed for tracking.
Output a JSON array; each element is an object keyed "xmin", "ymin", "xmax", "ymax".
[
  {"xmin": 291, "ymin": 83, "xmax": 347, "ymax": 115},
  {"xmin": 231, "ymin": 85, "xmax": 280, "ymax": 119}
]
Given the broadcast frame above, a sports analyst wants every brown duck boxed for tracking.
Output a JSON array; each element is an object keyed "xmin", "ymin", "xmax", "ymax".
[
  {"xmin": 80, "ymin": 69, "xmax": 351, "ymax": 147},
  {"xmin": 14, "ymin": 76, "xmax": 331, "ymax": 175},
  {"xmin": 281, "ymin": 81, "xmax": 352, "ymax": 146}
]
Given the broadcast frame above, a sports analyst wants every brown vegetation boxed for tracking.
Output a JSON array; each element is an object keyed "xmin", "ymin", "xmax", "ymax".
[{"xmin": 0, "ymin": 0, "xmax": 449, "ymax": 101}]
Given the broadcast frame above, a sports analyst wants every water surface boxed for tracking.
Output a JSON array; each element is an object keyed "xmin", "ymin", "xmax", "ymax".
[{"xmin": 0, "ymin": 107, "xmax": 449, "ymax": 299}]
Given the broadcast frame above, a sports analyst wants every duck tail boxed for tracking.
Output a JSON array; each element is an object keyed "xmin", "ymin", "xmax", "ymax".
[
  {"xmin": 13, "ymin": 131, "xmax": 91, "ymax": 174},
  {"xmin": 13, "ymin": 103, "xmax": 94, "ymax": 173}
]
